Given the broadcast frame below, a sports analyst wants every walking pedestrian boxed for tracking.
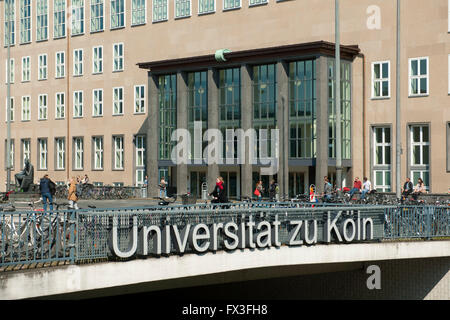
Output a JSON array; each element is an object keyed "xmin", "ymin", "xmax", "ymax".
[
  {"xmin": 159, "ymin": 177, "xmax": 167, "ymax": 199},
  {"xmin": 68, "ymin": 177, "xmax": 79, "ymax": 210},
  {"xmin": 254, "ymin": 180, "xmax": 264, "ymax": 202},
  {"xmin": 268, "ymin": 179, "xmax": 279, "ymax": 202},
  {"xmin": 39, "ymin": 174, "xmax": 55, "ymax": 212},
  {"xmin": 209, "ymin": 176, "xmax": 228, "ymax": 204}
]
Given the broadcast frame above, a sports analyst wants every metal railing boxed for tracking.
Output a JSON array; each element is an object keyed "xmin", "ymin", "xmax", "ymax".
[{"xmin": 0, "ymin": 203, "xmax": 448, "ymax": 268}]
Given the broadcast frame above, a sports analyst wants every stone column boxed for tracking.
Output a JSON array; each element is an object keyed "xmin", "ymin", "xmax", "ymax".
[
  {"xmin": 207, "ymin": 68, "xmax": 219, "ymax": 190},
  {"xmin": 176, "ymin": 72, "xmax": 188, "ymax": 195},
  {"xmin": 277, "ymin": 61, "xmax": 289, "ymax": 199},
  {"xmin": 147, "ymin": 73, "xmax": 159, "ymax": 198},
  {"xmin": 315, "ymin": 56, "xmax": 329, "ymax": 194},
  {"xmin": 241, "ymin": 64, "xmax": 253, "ymax": 199}
]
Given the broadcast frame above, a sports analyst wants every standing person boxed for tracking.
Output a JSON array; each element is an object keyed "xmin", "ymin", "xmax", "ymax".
[
  {"xmin": 159, "ymin": 177, "xmax": 167, "ymax": 199},
  {"xmin": 254, "ymin": 180, "xmax": 264, "ymax": 202},
  {"xmin": 401, "ymin": 177, "xmax": 414, "ymax": 201},
  {"xmin": 322, "ymin": 176, "xmax": 333, "ymax": 202},
  {"xmin": 412, "ymin": 178, "xmax": 426, "ymax": 200},
  {"xmin": 68, "ymin": 177, "xmax": 79, "ymax": 210},
  {"xmin": 268, "ymin": 179, "xmax": 279, "ymax": 202},
  {"xmin": 39, "ymin": 174, "xmax": 54, "ymax": 212},
  {"xmin": 348, "ymin": 177, "xmax": 362, "ymax": 198},
  {"xmin": 209, "ymin": 177, "xmax": 228, "ymax": 203},
  {"xmin": 361, "ymin": 177, "xmax": 372, "ymax": 200}
]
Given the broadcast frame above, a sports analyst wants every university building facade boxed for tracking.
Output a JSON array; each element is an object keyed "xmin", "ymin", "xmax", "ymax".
[{"xmin": 0, "ymin": 0, "xmax": 449, "ymax": 198}]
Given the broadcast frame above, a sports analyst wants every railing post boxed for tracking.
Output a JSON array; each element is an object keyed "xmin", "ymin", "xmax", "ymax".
[{"xmin": 69, "ymin": 210, "xmax": 77, "ymax": 264}]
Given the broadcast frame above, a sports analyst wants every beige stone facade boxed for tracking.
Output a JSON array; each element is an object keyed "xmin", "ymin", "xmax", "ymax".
[{"xmin": 0, "ymin": 0, "xmax": 449, "ymax": 195}]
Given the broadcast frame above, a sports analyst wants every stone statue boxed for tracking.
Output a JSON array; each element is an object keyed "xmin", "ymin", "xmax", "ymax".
[{"xmin": 14, "ymin": 159, "xmax": 34, "ymax": 192}]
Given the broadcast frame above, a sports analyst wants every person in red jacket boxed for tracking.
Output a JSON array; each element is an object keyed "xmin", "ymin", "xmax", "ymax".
[{"xmin": 349, "ymin": 177, "xmax": 362, "ymax": 198}]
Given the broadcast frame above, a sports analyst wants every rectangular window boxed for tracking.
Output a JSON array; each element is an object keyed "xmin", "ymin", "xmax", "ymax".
[
  {"xmin": 73, "ymin": 137, "xmax": 84, "ymax": 170},
  {"xmin": 93, "ymin": 136, "xmax": 103, "ymax": 169},
  {"xmin": 5, "ymin": 139, "xmax": 15, "ymax": 170},
  {"xmin": 175, "ymin": 0, "xmax": 191, "ymax": 18},
  {"xmin": 5, "ymin": 58, "xmax": 15, "ymax": 84},
  {"xmin": 73, "ymin": 49, "xmax": 83, "ymax": 76},
  {"xmin": 134, "ymin": 85, "xmax": 145, "ymax": 113},
  {"xmin": 56, "ymin": 51, "xmax": 65, "ymax": 78},
  {"xmin": 38, "ymin": 94, "xmax": 48, "ymax": 120},
  {"xmin": 372, "ymin": 126, "xmax": 391, "ymax": 192},
  {"xmin": 21, "ymin": 139, "xmax": 31, "ymax": 167},
  {"xmin": 289, "ymin": 60, "xmax": 316, "ymax": 159},
  {"xmin": 93, "ymin": 89, "xmax": 103, "ymax": 116},
  {"xmin": 93, "ymin": 46, "xmax": 103, "ymax": 74},
  {"xmin": 38, "ymin": 138, "xmax": 48, "ymax": 170},
  {"xmin": 198, "ymin": 0, "xmax": 215, "ymax": 14},
  {"xmin": 21, "ymin": 95, "xmax": 30, "ymax": 121},
  {"xmin": 20, "ymin": 0, "xmax": 31, "ymax": 44},
  {"xmin": 410, "ymin": 125, "xmax": 430, "ymax": 190},
  {"xmin": 71, "ymin": 0, "xmax": 85, "ymax": 35},
  {"xmin": 132, "ymin": 0, "xmax": 146, "ymax": 25},
  {"xmin": 113, "ymin": 136, "xmax": 124, "ymax": 169},
  {"xmin": 113, "ymin": 87, "xmax": 124, "ymax": 115},
  {"xmin": 372, "ymin": 61, "xmax": 390, "ymax": 98},
  {"xmin": 113, "ymin": 43, "xmax": 124, "ymax": 71},
  {"xmin": 90, "ymin": 0, "xmax": 104, "ymax": 32},
  {"xmin": 38, "ymin": 54, "xmax": 48, "ymax": 80},
  {"xmin": 153, "ymin": 0, "xmax": 167, "ymax": 22},
  {"xmin": 249, "ymin": 0, "xmax": 267, "ymax": 6},
  {"xmin": 53, "ymin": 0, "xmax": 66, "ymax": 38},
  {"xmin": 73, "ymin": 91, "xmax": 83, "ymax": 117},
  {"xmin": 55, "ymin": 92, "xmax": 65, "ymax": 118},
  {"xmin": 409, "ymin": 57, "xmax": 429, "ymax": 96},
  {"xmin": 4, "ymin": 0, "xmax": 16, "ymax": 46},
  {"xmin": 36, "ymin": 0, "xmax": 48, "ymax": 41},
  {"xmin": 158, "ymin": 75, "xmax": 177, "ymax": 160},
  {"xmin": 55, "ymin": 137, "xmax": 65, "ymax": 169},
  {"xmin": 5, "ymin": 97, "xmax": 14, "ymax": 122},
  {"xmin": 110, "ymin": 0, "xmax": 125, "ymax": 29},
  {"xmin": 224, "ymin": 0, "xmax": 240, "ymax": 10},
  {"xmin": 21, "ymin": 56, "xmax": 30, "ymax": 82},
  {"xmin": 135, "ymin": 135, "xmax": 146, "ymax": 186}
]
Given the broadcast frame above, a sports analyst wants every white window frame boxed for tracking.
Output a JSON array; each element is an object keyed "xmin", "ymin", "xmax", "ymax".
[
  {"xmin": 92, "ymin": 88, "xmax": 103, "ymax": 117},
  {"xmin": 408, "ymin": 57, "xmax": 429, "ymax": 97},
  {"xmin": 38, "ymin": 94, "xmax": 48, "ymax": 120},
  {"xmin": 175, "ymin": 0, "xmax": 191, "ymax": 18},
  {"xmin": 410, "ymin": 125, "xmax": 430, "ymax": 191},
  {"xmin": 371, "ymin": 61, "xmax": 390, "ymax": 99},
  {"xmin": 38, "ymin": 138, "xmax": 48, "ymax": 170},
  {"xmin": 20, "ymin": 0, "xmax": 32, "ymax": 44},
  {"xmin": 223, "ymin": 0, "xmax": 241, "ymax": 11},
  {"xmin": 55, "ymin": 137, "xmax": 65, "ymax": 169},
  {"xmin": 71, "ymin": 0, "xmax": 85, "ymax": 35},
  {"xmin": 55, "ymin": 51, "xmax": 65, "ymax": 78},
  {"xmin": 113, "ymin": 87, "xmax": 124, "ymax": 115},
  {"xmin": 38, "ymin": 54, "xmax": 48, "ymax": 80},
  {"xmin": 135, "ymin": 135, "xmax": 146, "ymax": 186},
  {"xmin": 21, "ymin": 95, "xmax": 30, "ymax": 121},
  {"xmin": 73, "ymin": 137, "xmax": 84, "ymax": 170},
  {"xmin": 110, "ymin": 0, "xmax": 125, "ymax": 29},
  {"xmin": 55, "ymin": 92, "xmax": 65, "ymax": 119},
  {"xmin": 53, "ymin": 0, "xmax": 66, "ymax": 39},
  {"xmin": 198, "ymin": 0, "xmax": 215, "ymax": 14},
  {"xmin": 36, "ymin": 0, "xmax": 49, "ymax": 41},
  {"xmin": 249, "ymin": 0, "xmax": 268, "ymax": 7},
  {"xmin": 93, "ymin": 136, "xmax": 104, "ymax": 170},
  {"xmin": 113, "ymin": 136, "xmax": 124, "ymax": 170},
  {"xmin": 5, "ymin": 97, "xmax": 15, "ymax": 122},
  {"xmin": 5, "ymin": 58, "xmax": 15, "ymax": 84},
  {"xmin": 92, "ymin": 46, "xmax": 103, "ymax": 74},
  {"xmin": 6, "ymin": 139, "xmax": 15, "ymax": 170},
  {"xmin": 113, "ymin": 43, "xmax": 124, "ymax": 72},
  {"xmin": 153, "ymin": 0, "xmax": 168, "ymax": 22},
  {"xmin": 132, "ymin": 0, "xmax": 147, "ymax": 25},
  {"xmin": 73, "ymin": 91, "xmax": 83, "ymax": 118},
  {"xmin": 22, "ymin": 139, "xmax": 31, "ymax": 167},
  {"xmin": 21, "ymin": 56, "xmax": 30, "ymax": 82},
  {"xmin": 73, "ymin": 48, "xmax": 84, "ymax": 76},
  {"xmin": 90, "ymin": 0, "xmax": 104, "ymax": 32},
  {"xmin": 4, "ymin": 0, "xmax": 16, "ymax": 46},
  {"xmin": 134, "ymin": 85, "xmax": 145, "ymax": 114}
]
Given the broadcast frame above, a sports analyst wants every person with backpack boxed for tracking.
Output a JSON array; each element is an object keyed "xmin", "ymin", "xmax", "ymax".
[
  {"xmin": 68, "ymin": 177, "xmax": 79, "ymax": 210},
  {"xmin": 39, "ymin": 174, "xmax": 55, "ymax": 212}
]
